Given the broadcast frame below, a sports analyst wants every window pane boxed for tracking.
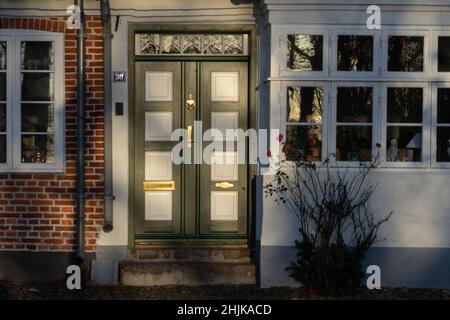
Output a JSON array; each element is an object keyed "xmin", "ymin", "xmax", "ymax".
[
  {"xmin": 437, "ymin": 88, "xmax": 450, "ymax": 124},
  {"xmin": 388, "ymin": 36, "xmax": 424, "ymax": 72},
  {"xmin": 137, "ymin": 34, "xmax": 160, "ymax": 54},
  {"xmin": 203, "ymin": 34, "xmax": 222, "ymax": 54},
  {"xmin": 223, "ymin": 35, "xmax": 243, "ymax": 55},
  {"xmin": 386, "ymin": 126, "xmax": 422, "ymax": 162},
  {"xmin": 0, "ymin": 103, "xmax": 5, "ymax": 132},
  {"xmin": 285, "ymin": 125, "xmax": 322, "ymax": 161},
  {"xmin": 437, "ymin": 127, "xmax": 450, "ymax": 162},
  {"xmin": 0, "ymin": 134, "xmax": 5, "ymax": 163},
  {"xmin": 21, "ymin": 41, "xmax": 54, "ymax": 70},
  {"xmin": 21, "ymin": 104, "xmax": 54, "ymax": 133},
  {"xmin": 387, "ymin": 88, "xmax": 423, "ymax": 123},
  {"xmin": 161, "ymin": 35, "xmax": 180, "ymax": 54},
  {"xmin": 0, "ymin": 41, "xmax": 6, "ymax": 70},
  {"xmin": 337, "ymin": 36, "xmax": 373, "ymax": 71},
  {"xmin": 287, "ymin": 35, "xmax": 323, "ymax": 71},
  {"xmin": 182, "ymin": 34, "xmax": 202, "ymax": 54},
  {"xmin": 0, "ymin": 73, "xmax": 5, "ymax": 101},
  {"xmin": 337, "ymin": 87, "xmax": 372, "ymax": 122},
  {"xmin": 21, "ymin": 134, "xmax": 54, "ymax": 164},
  {"xmin": 438, "ymin": 37, "xmax": 450, "ymax": 72},
  {"xmin": 287, "ymin": 86, "xmax": 323, "ymax": 123},
  {"xmin": 21, "ymin": 72, "xmax": 54, "ymax": 101},
  {"xmin": 336, "ymin": 126, "xmax": 372, "ymax": 161}
]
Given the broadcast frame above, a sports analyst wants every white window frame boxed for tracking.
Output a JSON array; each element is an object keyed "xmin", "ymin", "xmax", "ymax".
[
  {"xmin": 330, "ymin": 29, "xmax": 380, "ymax": 79},
  {"xmin": 431, "ymin": 30, "xmax": 450, "ymax": 80},
  {"xmin": 281, "ymin": 81, "xmax": 330, "ymax": 163},
  {"xmin": 380, "ymin": 82, "xmax": 431, "ymax": 169},
  {"xmin": 0, "ymin": 35, "xmax": 13, "ymax": 170},
  {"xmin": 381, "ymin": 29, "xmax": 430, "ymax": 80},
  {"xmin": 431, "ymin": 82, "xmax": 450, "ymax": 168},
  {"xmin": 330, "ymin": 82, "xmax": 380, "ymax": 166},
  {"xmin": 278, "ymin": 27, "xmax": 330, "ymax": 79},
  {"xmin": 0, "ymin": 30, "xmax": 64, "ymax": 172}
]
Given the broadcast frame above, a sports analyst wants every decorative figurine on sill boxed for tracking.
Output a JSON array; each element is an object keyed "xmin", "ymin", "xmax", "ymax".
[
  {"xmin": 387, "ymin": 138, "xmax": 399, "ymax": 161},
  {"xmin": 35, "ymin": 151, "xmax": 41, "ymax": 163}
]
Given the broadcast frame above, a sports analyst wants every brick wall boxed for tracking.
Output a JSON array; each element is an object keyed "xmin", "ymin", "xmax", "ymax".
[{"xmin": 0, "ymin": 17, "xmax": 105, "ymax": 252}]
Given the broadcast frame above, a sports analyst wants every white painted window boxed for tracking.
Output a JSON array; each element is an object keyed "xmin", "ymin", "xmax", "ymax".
[
  {"xmin": 277, "ymin": 26, "xmax": 448, "ymax": 168},
  {"xmin": 0, "ymin": 31, "xmax": 63, "ymax": 172}
]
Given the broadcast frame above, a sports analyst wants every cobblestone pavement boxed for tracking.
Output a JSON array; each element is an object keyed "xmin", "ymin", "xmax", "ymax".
[{"xmin": 1, "ymin": 281, "xmax": 449, "ymax": 300}]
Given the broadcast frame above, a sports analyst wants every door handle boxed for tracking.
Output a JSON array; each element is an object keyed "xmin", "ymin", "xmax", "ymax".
[
  {"xmin": 187, "ymin": 125, "xmax": 193, "ymax": 148},
  {"xmin": 186, "ymin": 94, "xmax": 196, "ymax": 110}
]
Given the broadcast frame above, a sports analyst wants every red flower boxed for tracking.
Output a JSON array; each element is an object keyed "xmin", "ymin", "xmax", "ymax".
[
  {"xmin": 277, "ymin": 133, "xmax": 284, "ymax": 142},
  {"xmin": 267, "ymin": 150, "xmax": 272, "ymax": 157},
  {"xmin": 282, "ymin": 144, "xmax": 291, "ymax": 155},
  {"xmin": 308, "ymin": 138, "xmax": 317, "ymax": 147}
]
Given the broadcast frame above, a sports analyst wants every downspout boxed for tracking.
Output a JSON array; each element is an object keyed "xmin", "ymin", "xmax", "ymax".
[
  {"xmin": 101, "ymin": 0, "xmax": 114, "ymax": 233},
  {"xmin": 76, "ymin": 0, "xmax": 86, "ymax": 262}
]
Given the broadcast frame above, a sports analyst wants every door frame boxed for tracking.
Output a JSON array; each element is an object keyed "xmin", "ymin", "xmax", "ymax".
[{"xmin": 127, "ymin": 24, "xmax": 258, "ymax": 249}]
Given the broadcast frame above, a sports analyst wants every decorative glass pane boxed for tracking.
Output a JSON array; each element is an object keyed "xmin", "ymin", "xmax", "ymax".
[
  {"xmin": 137, "ymin": 34, "xmax": 160, "ymax": 54},
  {"xmin": 182, "ymin": 34, "xmax": 202, "ymax": 54},
  {"xmin": 337, "ymin": 87, "xmax": 373, "ymax": 123},
  {"xmin": 287, "ymin": 35, "xmax": 323, "ymax": 71},
  {"xmin": 285, "ymin": 125, "xmax": 322, "ymax": 161},
  {"xmin": 203, "ymin": 34, "xmax": 222, "ymax": 54},
  {"xmin": 0, "ymin": 73, "xmax": 5, "ymax": 101},
  {"xmin": 437, "ymin": 88, "xmax": 450, "ymax": 124},
  {"xmin": 21, "ymin": 72, "xmax": 54, "ymax": 101},
  {"xmin": 21, "ymin": 41, "xmax": 54, "ymax": 70},
  {"xmin": 161, "ymin": 35, "xmax": 180, "ymax": 54},
  {"xmin": 0, "ymin": 134, "xmax": 5, "ymax": 163},
  {"xmin": 437, "ymin": 127, "xmax": 450, "ymax": 162},
  {"xmin": 223, "ymin": 35, "xmax": 243, "ymax": 55},
  {"xmin": 386, "ymin": 126, "xmax": 422, "ymax": 162},
  {"xmin": 0, "ymin": 104, "xmax": 5, "ymax": 132},
  {"xmin": 336, "ymin": 126, "xmax": 372, "ymax": 161},
  {"xmin": 438, "ymin": 37, "xmax": 450, "ymax": 72},
  {"xmin": 287, "ymin": 86, "xmax": 323, "ymax": 123},
  {"xmin": 337, "ymin": 36, "xmax": 373, "ymax": 71},
  {"xmin": 387, "ymin": 88, "xmax": 423, "ymax": 123},
  {"xmin": 0, "ymin": 41, "xmax": 6, "ymax": 70},
  {"xmin": 21, "ymin": 134, "xmax": 54, "ymax": 164},
  {"xmin": 388, "ymin": 36, "xmax": 424, "ymax": 72},
  {"xmin": 21, "ymin": 104, "xmax": 54, "ymax": 133}
]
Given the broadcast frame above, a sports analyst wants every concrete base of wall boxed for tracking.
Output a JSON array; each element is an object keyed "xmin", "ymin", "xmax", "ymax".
[
  {"xmin": 90, "ymin": 245, "xmax": 128, "ymax": 285},
  {"xmin": 0, "ymin": 251, "xmax": 93, "ymax": 284},
  {"xmin": 260, "ymin": 245, "xmax": 450, "ymax": 289}
]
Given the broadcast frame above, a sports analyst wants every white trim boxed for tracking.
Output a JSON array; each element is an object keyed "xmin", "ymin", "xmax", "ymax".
[
  {"xmin": 431, "ymin": 82, "xmax": 450, "ymax": 168},
  {"xmin": 381, "ymin": 29, "xmax": 430, "ymax": 80},
  {"xmin": 0, "ymin": 30, "xmax": 64, "ymax": 172},
  {"xmin": 330, "ymin": 29, "xmax": 381, "ymax": 80},
  {"xmin": 278, "ymin": 27, "xmax": 330, "ymax": 79},
  {"xmin": 380, "ymin": 82, "xmax": 431, "ymax": 169},
  {"xmin": 281, "ymin": 81, "xmax": 330, "ymax": 162},
  {"xmin": 330, "ymin": 82, "xmax": 380, "ymax": 166}
]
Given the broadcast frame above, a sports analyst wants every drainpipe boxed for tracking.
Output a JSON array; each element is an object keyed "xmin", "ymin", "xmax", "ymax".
[
  {"xmin": 76, "ymin": 0, "xmax": 86, "ymax": 262},
  {"xmin": 101, "ymin": 0, "xmax": 114, "ymax": 233}
]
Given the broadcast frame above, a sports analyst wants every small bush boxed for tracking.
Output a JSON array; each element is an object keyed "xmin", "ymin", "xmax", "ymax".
[{"xmin": 265, "ymin": 145, "xmax": 392, "ymax": 295}]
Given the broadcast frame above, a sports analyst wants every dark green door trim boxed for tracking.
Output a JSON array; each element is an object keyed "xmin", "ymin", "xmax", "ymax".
[{"xmin": 128, "ymin": 24, "xmax": 258, "ymax": 249}]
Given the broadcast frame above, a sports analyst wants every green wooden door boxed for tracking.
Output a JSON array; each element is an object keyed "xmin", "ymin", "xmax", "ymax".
[{"xmin": 134, "ymin": 61, "xmax": 248, "ymax": 241}]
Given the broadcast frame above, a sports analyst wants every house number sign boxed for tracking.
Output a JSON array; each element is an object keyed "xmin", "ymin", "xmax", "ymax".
[{"xmin": 113, "ymin": 71, "xmax": 126, "ymax": 82}]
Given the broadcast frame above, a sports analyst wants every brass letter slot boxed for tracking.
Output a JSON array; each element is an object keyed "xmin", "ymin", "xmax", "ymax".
[
  {"xmin": 143, "ymin": 181, "xmax": 175, "ymax": 191},
  {"xmin": 215, "ymin": 182, "xmax": 234, "ymax": 189}
]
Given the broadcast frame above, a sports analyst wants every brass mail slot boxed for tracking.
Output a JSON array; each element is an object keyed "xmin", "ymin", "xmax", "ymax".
[
  {"xmin": 143, "ymin": 181, "xmax": 175, "ymax": 191},
  {"xmin": 215, "ymin": 182, "xmax": 234, "ymax": 189}
]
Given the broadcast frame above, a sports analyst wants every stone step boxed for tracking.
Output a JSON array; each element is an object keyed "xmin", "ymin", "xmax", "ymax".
[
  {"xmin": 119, "ymin": 261, "xmax": 256, "ymax": 286},
  {"xmin": 132, "ymin": 245, "xmax": 251, "ymax": 263}
]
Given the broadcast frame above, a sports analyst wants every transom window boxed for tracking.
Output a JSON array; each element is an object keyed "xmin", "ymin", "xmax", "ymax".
[
  {"xmin": 135, "ymin": 33, "xmax": 249, "ymax": 56},
  {"xmin": 0, "ymin": 31, "xmax": 63, "ymax": 172},
  {"xmin": 280, "ymin": 28, "xmax": 450, "ymax": 168}
]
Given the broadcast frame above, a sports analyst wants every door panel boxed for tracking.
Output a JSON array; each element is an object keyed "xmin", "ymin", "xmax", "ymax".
[{"xmin": 134, "ymin": 60, "xmax": 248, "ymax": 240}]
